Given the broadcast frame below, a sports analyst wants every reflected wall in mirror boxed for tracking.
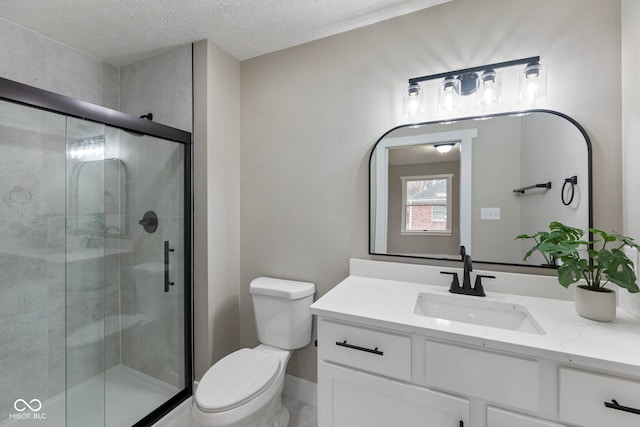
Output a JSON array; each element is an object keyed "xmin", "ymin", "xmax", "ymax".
[{"xmin": 369, "ymin": 110, "xmax": 592, "ymax": 267}]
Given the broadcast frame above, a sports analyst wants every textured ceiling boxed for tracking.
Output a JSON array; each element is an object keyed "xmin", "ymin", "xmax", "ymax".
[{"xmin": 0, "ymin": 0, "xmax": 451, "ymax": 66}]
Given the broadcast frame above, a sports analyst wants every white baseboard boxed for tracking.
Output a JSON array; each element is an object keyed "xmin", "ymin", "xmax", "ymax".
[{"xmin": 282, "ymin": 374, "xmax": 317, "ymax": 407}]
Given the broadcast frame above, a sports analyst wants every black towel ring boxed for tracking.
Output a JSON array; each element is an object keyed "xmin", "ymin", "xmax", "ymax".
[{"xmin": 562, "ymin": 176, "xmax": 578, "ymax": 206}]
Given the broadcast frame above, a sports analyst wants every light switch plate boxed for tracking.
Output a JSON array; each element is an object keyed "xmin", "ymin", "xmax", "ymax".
[{"xmin": 481, "ymin": 207, "xmax": 501, "ymax": 220}]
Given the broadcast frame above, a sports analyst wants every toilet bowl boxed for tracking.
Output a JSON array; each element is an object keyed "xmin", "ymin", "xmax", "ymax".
[{"xmin": 192, "ymin": 277, "xmax": 315, "ymax": 427}]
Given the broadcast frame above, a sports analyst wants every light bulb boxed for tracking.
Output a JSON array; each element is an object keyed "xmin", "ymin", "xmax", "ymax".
[
  {"xmin": 519, "ymin": 62, "xmax": 547, "ymax": 104},
  {"xmin": 478, "ymin": 70, "xmax": 500, "ymax": 107},
  {"xmin": 403, "ymin": 82, "xmax": 424, "ymax": 118},
  {"xmin": 438, "ymin": 76, "xmax": 460, "ymax": 112}
]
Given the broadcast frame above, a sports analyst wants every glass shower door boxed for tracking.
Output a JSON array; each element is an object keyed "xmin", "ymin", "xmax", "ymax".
[
  {"xmin": 65, "ymin": 123, "xmax": 187, "ymax": 427},
  {"xmin": 0, "ymin": 99, "xmax": 67, "ymax": 427},
  {"xmin": 1, "ymin": 76, "xmax": 192, "ymax": 427},
  {"xmin": 103, "ymin": 128, "xmax": 186, "ymax": 427},
  {"xmin": 65, "ymin": 117, "xmax": 108, "ymax": 427}
]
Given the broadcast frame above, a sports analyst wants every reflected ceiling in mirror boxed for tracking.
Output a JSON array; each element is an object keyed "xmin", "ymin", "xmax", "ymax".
[{"xmin": 369, "ymin": 110, "xmax": 592, "ymax": 267}]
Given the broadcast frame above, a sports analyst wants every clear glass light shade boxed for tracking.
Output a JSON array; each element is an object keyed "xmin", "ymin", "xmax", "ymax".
[
  {"xmin": 403, "ymin": 83, "xmax": 424, "ymax": 117},
  {"xmin": 478, "ymin": 70, "xmax": 501, "ymax": 107},
  {"xmin": 438, "ymin": 77, "xmax": 460, "ymax": 112},
  {"xmin": 519, "ymin": 63, "xmax": 547, "ymax": 104}
]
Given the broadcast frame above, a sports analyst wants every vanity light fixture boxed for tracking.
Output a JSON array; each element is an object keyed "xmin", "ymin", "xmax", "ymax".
[
  {"xmin": 478, "ymin": 69, "xmax": 501, "ymax": 107},
  {"xmin": 434, "ymin": 143, "xmax": 455, "ymax": 153},
  {"xmin": 404, "ymin": 56, "xmax": 543, "ymax": 115},
  {"xmin": 519, "ymin": 60, "xmax": 547, "ymax": 104},
  {"xmin": 438, "ymin": 76, "xmax": 461, "ymax": 112},
  {"xmin": 403, "ymin": 82, "xmax": 424, "ymax": 117}
]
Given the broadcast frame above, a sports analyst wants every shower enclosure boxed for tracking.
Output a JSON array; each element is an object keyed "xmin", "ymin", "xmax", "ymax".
[{"xmin": 0, "ymin": 77, "xmax": 192, "ymax": 426}]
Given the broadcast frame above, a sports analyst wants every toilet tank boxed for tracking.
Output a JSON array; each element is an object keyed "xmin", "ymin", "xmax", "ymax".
[{"xmin": 250, "ymin": 277, "xmax": 315, "ymax": 350}]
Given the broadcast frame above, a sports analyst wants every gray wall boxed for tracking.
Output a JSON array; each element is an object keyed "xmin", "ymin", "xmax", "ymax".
[
  {"xmin": 621, "ymin": 0, "xmax": 640, "ymax": 318},
  {"xmin": 519, "ymin": 113, "xmax": 589, "ymax": 264},
  {"xmin": 240, "ymin": 0, "xmax": 622, "ymax": 383},
  {"xmin": 470, "ymin": 117, "xmax": 522, "ymax": 264},
  {"xmin": 193, "ymin": 39, "xmax": 241, "ymax": 380}
]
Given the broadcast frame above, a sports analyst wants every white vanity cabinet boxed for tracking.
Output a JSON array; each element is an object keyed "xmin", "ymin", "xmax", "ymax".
[
  {"xmin": 311, "ymin": 268, "xmax": 640, "ymax": 427},
  {"xmin": 316, "ymin": 316, "xmax": 640, "ymax": 427},
  {"xmin": 316, "ymin": 318, "xmax": 568, "ymax": 427},
  {"xmin": 317, "ymin": 319, "xmax": 469, "ymax": 427}
]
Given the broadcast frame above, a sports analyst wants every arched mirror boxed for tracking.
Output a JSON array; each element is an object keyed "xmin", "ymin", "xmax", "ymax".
[{"xmin": 369, "ymin": 110, "xmax": 592, "ymax": 267}]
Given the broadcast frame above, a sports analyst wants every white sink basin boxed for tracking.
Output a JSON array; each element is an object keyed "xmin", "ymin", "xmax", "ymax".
[{"xmin": 414, "ymin": 293, "xmax": 545, "ymax": 334}]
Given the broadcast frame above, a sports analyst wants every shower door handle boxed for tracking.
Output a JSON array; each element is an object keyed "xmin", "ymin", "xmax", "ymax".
[{"xmin": 164, "ymin": 240, "xmax": 175, "ymax": 292}]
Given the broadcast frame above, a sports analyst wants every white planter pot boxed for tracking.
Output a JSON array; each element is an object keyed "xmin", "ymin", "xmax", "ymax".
[{"xmin": 575, "ymin": 285, "xmax": 616, "ymax": 322}]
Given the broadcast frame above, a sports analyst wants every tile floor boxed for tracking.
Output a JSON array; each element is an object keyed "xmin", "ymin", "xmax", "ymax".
[{"xmin": 155, "ymin": 395, "xmax": 317, "ymax": 427}]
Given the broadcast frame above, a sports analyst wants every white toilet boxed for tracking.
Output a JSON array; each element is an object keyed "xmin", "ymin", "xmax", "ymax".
[{"xmin": 192, "ymin": 277, "xmax": 315, "ymax": 427}]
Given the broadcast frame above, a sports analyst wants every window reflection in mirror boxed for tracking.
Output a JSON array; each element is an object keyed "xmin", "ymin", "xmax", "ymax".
[
  {"xmin": 402, "ymin": 174, "xmax": 452, "ymax": 234},
  {"xmin": 369, "ymin": 110, "xmax": 592, "ymax": 268}
]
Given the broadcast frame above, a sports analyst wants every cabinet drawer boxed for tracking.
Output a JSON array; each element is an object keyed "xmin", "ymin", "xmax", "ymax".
[
  {"xmin": 319, "ymin": 362, "xmax": 468, "ymax": 427},
  {"xmin": 487, "ymin": 406, "xmax": 566, "ymax": 427},
  {"xmin": 559, "ymin": 367, "xmax": 640, "ymax": 426},
  {"xmin": 424, "ymin": 340, "xmax": 539, "ymax": 412},
  {"xmin": 318, "ymin": 320, "xmax": 411, "ymax": 381}
]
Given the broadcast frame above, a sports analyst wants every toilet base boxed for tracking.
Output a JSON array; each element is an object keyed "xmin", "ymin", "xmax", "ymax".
[
  {"xmin": 192, "ymin": 345, "xmax": 291, "ymax": 427},
  {"xmin": 192, "ymin": 390, "xmax": 288, "ymax": 427}
]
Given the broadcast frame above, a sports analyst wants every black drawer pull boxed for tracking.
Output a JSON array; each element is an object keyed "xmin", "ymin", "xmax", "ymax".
[
  {"xmin": 335, "ymin": 340, "xmax": 383, "ymax": 356},
  {"xmin": 604, "ymin": 399, "xmax": 640, "ymax": 415}
]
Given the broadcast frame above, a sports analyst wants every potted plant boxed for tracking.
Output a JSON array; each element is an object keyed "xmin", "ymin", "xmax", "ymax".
[{"xmin": 517, "ymin": 221, "xmax": 640, "ymax": 321}]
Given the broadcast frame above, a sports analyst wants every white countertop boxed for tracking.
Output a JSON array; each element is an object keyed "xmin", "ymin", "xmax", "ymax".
[{"xmin": 311, "ymin": 274, "xmax": 640, "ymax": 377}]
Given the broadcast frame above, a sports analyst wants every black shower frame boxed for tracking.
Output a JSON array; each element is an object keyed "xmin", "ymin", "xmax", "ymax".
[{"xmin": 0, "ymin": 76, "xmax": 194, "ymax": 427}]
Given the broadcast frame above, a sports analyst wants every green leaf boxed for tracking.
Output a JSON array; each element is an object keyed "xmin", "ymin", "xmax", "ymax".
[
  {"xmin": 523, "ymin": 246, "xmax": 537, "ymax": 261},
  {"xmin": 602, "ymin": 248, "xmax": 640, "ymax": 293},
  {"xmin": 538, "ymin": 241, "xmax": 582, "ymax": 257},
  {"xmin": 557, "ymin": 258, "xmax": 589, "ymax": 287},
  {"xmin": 516, "ymin": 233, "xmax": 539, "ymax": 240},
  {"xmin": 609, "ymin": 232, "xmax": 640, "ymax": 250}
]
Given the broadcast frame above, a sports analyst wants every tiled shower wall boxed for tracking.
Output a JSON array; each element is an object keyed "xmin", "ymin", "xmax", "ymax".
[
  {"xmin": 118, "ymin": 44, "xmax": 192, "ymax": 389},
  {"xmin": 0, "ymin": 18, "xmax": 119, "ymax": 109}
]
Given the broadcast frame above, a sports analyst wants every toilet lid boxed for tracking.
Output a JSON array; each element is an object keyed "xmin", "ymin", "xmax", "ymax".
[{"xmin": 196, "ymin": 348, "xmax": 281, "ymax": 413}]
